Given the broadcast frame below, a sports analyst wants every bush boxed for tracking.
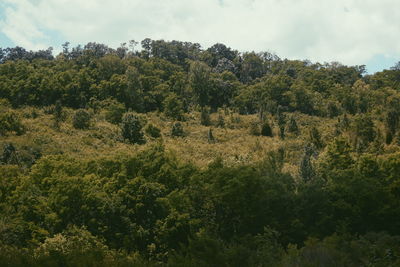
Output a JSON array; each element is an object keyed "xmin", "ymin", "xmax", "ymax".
[
  {"xmin": 121, "ymin": 112, "xmax": 145, "ymax": 144},
  {"xmin": 287, "ymin": 116, "xmax": 299, "ymax": 135},
  {"xmin": 145, "ymin": 123, "xmax": 161, "ymax": 138},
  {"xmin": 103, "ymin": 99, "xmax": 125, "ymax": 124},
  {"xmin": 0, "ymin": 111, "xmax": 25, "ymax": 136},
  {"xmin": 309, "ymin": 126, "xmax": 324, "ymax": 149},
  {"xmin": 200, "ymin": 107, "xmax": 211, "ymax": 126},
  {"xmin": 261, "ymin": 121, "xmax": 273, "ymax": 137},
  {"xmin": 171, "ymin": 122, "xmax": 184, "ymax": 137},
  {"xmin": 72, "ymin": 109, "xmax": 91, "ymax": 129}
]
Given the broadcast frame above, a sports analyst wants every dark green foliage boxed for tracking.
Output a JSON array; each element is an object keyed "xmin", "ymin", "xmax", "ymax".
[
  {"xmin": 309, "ymin": 126, "xmax": 324, "ymax": 149},
  {"xmin": 145, "ymin": 123, "xmax": 161, "ymax": 138},
  {"xmin": 1, "ymin": 143, "xmax": 18, "ymax": 165},
  {"xmin": 163, "ymin": 93, "xmax": 184, "ymax": 121},
  {"xmin": 72, "ymin": 109, "xmax": 91, "ymax": 129},
  {"xmin": 299, "ymin": 144, "xmax": 315, "ymax": 182},
  {"xmin": 171, "ymin": 122, "xmax": 184, "ymax": 137},
  {"xmin": 208, "ymin": 128, "xmax": 215, "ymax": 143},
  {"xmin": 386, "ymin": 109, "xmax": 399, "ymax": 136},
  {"xmin": 354, "ymin": 114, "xmax": 376, "ymax": 145},
  {"xmin": 120, "ymin": 112, "xmax": 145, "ymax": 144},
  {"xmin": 200, "ymin": 106, "xmax": 211, "ymax": 126},
  {"xmin": 53, "ymin": 100, "xmax": 63, "ymax": 128},
  {"xmin": 287, "ymin": 115, "xmax": 299, "ymax": 135},
  {"xmin": 103, "ymin": 98, "xmax": 125, "ymax": 124},
  {"xmin": 2, "ymin": 40, "xmax": 400, "ymax": 266},
  {"xmin": 386, "ymin": 129, "xmax": 394, "ymax": 144},
  {"xmin": 0, "ymin": 111, "xmax": 25, "ymax": 136},
  {"xmin": 277, "ymin": 106, "xmax": 286, "ymax": 139},
  {"xmin": 260, "ymin": 121, "xmax": 273, "ymax": 137},
  {"xmin": 216, "ymin": 113, "xmax": 225, "ymax": 128},
  {"xmin": 327, "ymin": 101, "xmax": 341, "ymax": 118}
]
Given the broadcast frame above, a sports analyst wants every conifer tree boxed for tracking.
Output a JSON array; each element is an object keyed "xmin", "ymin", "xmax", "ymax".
[
  {"xmin": 261, "ymin": 121, "xmax": 273, "ymax": 137},
  {"xmin": 287, "ymin": 115, "xmax": 299, "ymax": 135},
  {"xmin": 299, "ymin": 143, "xmax": 315, "ymax": 182}
]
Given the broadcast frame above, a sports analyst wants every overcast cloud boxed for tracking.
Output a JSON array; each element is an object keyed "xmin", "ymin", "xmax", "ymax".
[{"xmin": 0, "ymin": 0, "xmax": 399, "ymax": 71}]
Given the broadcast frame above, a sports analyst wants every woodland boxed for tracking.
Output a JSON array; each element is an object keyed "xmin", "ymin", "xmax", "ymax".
[{"xmin": 0, "ymin": 40, "xmax": 400, "ymax": 266}]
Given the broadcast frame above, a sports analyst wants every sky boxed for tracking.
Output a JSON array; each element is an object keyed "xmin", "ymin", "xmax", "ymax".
[{"xmin": 0, "ymin": 0, "xmax": 399, "ymax": 73}]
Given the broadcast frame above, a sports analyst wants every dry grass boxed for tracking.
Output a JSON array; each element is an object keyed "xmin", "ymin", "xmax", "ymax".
[{"xmin": 2, "ymin": 107, "xmax": 399, "ymax": 177}]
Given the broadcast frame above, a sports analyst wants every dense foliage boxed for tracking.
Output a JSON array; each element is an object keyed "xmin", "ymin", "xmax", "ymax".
[{"xmin": 1, "ymin": 40, "xmax": 400, "ymax": 266}]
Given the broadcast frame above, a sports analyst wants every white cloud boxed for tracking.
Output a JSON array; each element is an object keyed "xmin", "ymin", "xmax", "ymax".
[{"xmin": 1, "ymin": 0, "xmax": 399, "ymax": 65}]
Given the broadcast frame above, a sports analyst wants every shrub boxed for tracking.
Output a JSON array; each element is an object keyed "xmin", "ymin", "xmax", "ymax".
[
  {"xmin": 0, "ymin": 111, "xmax": 25, "ymax": 136},
  {"xmin": 171, "ymin": 122, "xmax": 184, "ymax": 137},
  {"xmin": 261, "ymin": 121, "xmax": 273, "ymax": 137},
  {"xmin": 200, "ymin": 106, "xmax": 211, "ymax": 126},
  {"xmin": 72, "ymin": 109, "xmax": 91, "ymax": 129},
  {"xmin": 309, "ymin": 126, "xmax": 324, "ymax": 149},
  {"xmin": 121, "ymin": 112, "xmax": 145, "ymax": 144},
  {"xmin": 103, "ymin": 99, "xmax": 125, "ymax": 124},
  {"xmin": 287, "ymin": 116, "xmax": 299, "ymax": 135},
  {"xmin": 145, "ymin": 123, "xmax": 161, "ymax": 138}
]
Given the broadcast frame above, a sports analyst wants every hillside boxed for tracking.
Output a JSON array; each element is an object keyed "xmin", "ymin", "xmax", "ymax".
[{"xmin": 1, "ymin": 41, "xmax": 400, "ymax": 266}]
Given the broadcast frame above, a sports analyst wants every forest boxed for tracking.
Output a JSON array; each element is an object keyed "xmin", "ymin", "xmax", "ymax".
[{"xmin": 1, "ymin": 40, "xmax": 400, "ymax": 266}]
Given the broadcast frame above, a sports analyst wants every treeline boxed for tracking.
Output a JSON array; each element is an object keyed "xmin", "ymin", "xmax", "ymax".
[
  {"xmin": 1, "ymin": 39, "xmax": 399, "ymax": 115},
  {"xmin": 1, "ymin": 145, "xmax": 400, "ymax": 266}
]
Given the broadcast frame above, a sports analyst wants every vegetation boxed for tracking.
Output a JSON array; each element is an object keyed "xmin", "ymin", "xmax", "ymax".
[{"xmin": 1, "ymin": 40, "xmax": 400, "ymax": 266}]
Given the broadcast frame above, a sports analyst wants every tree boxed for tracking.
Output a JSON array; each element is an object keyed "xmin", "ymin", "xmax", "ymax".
[
  {"xmin": 386, "ymin": 109, "xmax": 399, "ymax": 138},
  {"xmin": 261, "ymin": 121, "xmax": 273, "ymax": 137},
  {"xmin": 276, "ymin": 106, "xmax": 286, "ymax": 139},
  {"xmin": 125, "ymin": 66, "xmax": 144, "ymax": 112},
  {"xmin": 287, "ymin": 115, "xmax": 299, "ymax": 135},
  {"xmin": 309, "ymin": 127, "xmax": 324, "ymax": 149},
  {"xmin": 53, "ymin": 100, "xmax": 63, "ymax": 129},
  {"xmin": 121, "ymin": 112, "xmax": 145, "ymax": 144},
  {"xmin": 103, "ymin": 99, "xmax": 126, "ymax": 124},
  {"xmin": 216, "ymin": 112, "xmax": 225, "ymax": 128},
  {"xmin": 72, "ymin": 109, "xmax": 91, "ymax": 129},
  {"xmin": 208, "ymin": 128, "xmax": 215, "ymax": 143},
  {"xmin": 200, "ymin": 106, "xmax": 211, "ymax": 126},
  {"xmin": 189, "ymin": 61, "xmax": 212, "ymax": 107},
  {"xmin": 299, "ymin": 144, "xmax": 315, "ymax": 182},
  {"xmin": 0, "ymin": 111, "xmax": 25, "ymax": 136},
  {"xmin": 145, "ymin": 123, "xmax": 161, "ymax": 138},
  {"xmin": 163, "ymin": 93, "xmax": 184, "ymax": 121},
  {"xmin": 354, "ymin": 114, "xmax": 375, "ymax": 145}
]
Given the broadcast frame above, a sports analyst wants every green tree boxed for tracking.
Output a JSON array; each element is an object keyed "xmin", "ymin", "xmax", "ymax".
[
  {"xmin": 72, "ymin": 109, "xmax": 91, "ymax": 129},
  {"xmin": 103, "ymin": 98, "xmax": 126, "ymax": 124},
  {"xmin": 287, "ymin": 115, "xmax": 299, "ymax": 135},
  {"xmin": 200, "ymin": 106, "xmax": 211, "ymax": 126},
  {"xmin": 121, "ymin": 112, "xmax": 145, "ymax": 144},
  {"xmin": 53, "ymin": 100, "xmax": 63, "ymax": 129},
  {"xmin": 260, "ymin": 121, "xmax": 273, "ymax": 137},
  {"xmin": 309, "ymin": 126, "xmax": 324, "ymax": 149},
  {"xmin": 145, "ymin": 123, "xmax": 161, "ymax": 138},
  {"xmin": 299, "ymin": 144, "xmax": 315, "ymax": 182},
  {"xmin": 354, "ymin": 114, "xmax": 376, "ymax": 146},
  {"xmin": 163, "ymin": 93, "xmax": 184, "ymax": 121},
  {"xmin": 276, "ymin": 106, "xmax": 286, "ymax": 139},
  {"xmin": 189, "ymin": 61, "xmax": 212, "ymax": 107}
]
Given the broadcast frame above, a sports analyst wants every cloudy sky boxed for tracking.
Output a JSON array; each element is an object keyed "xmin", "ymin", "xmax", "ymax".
[{"xmin": 0, "ymin": 0, "xmax": 399, "ymax": 73}]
